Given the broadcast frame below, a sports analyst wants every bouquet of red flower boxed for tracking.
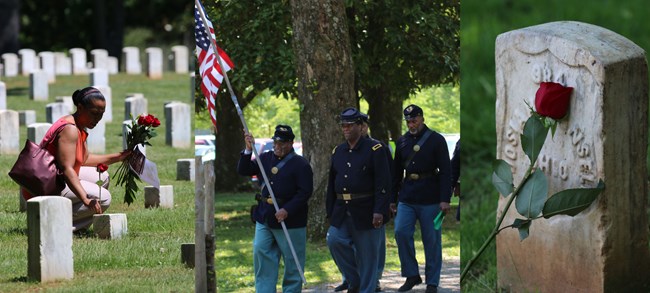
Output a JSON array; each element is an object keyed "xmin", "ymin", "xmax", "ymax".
[{"xmin": 113, "ymin": 114, "xmax": 161, "ymax": 205}]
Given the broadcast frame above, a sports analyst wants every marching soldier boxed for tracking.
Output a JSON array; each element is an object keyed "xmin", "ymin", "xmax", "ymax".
[
  {"xmin": 237, "ymin": 125, "xmax": 313, "ymax": 293},
  {"xmin": 391, "ymin": 105, "xmax": 451, "ymax": 293},
  {"xmin": 326, "ymin": 107, "xmax": 391, "ymax": 293}
]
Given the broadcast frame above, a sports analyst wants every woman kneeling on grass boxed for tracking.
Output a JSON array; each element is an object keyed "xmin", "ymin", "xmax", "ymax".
[{"xmin": 22, "ymin": 87, "xmax": 130, "ymax": 232}]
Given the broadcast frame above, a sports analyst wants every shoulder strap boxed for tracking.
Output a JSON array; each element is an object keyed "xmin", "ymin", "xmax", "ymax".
[
  {"xmin": 402, "ymin": 129, "xmax": 433, "ymax": 169},
  {"xmin": 260, "ymin": 151, "xmax": 297, "ymax": 192},
  {"xmin": 41, "ymin": 123, "xmax": 74, "ymax": 148}
]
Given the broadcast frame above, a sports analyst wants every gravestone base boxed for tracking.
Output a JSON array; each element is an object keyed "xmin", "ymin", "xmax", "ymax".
[
  {"xmin": 181, "ymin": 243, "xmax": 195, "ymax": 268},
  {"xmin": 144, "ymin": 185, "xmax": 174, "ymax": 208},
  {"xmin": 93, "ymin": 214, "xmax": 128, "ymax": 240}
]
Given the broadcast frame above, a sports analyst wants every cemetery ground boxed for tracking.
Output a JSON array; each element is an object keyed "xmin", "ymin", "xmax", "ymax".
[
  {"xmin": 214, "ymin": 193, "xmax": 460, "ymax": 292},
  {"xmin": 462, "ymin": 0, "xmax": 650, "ymax": 291},
  {"xmin": 0, "ymin": 73, "xmax": 196, "ymax": 292}
]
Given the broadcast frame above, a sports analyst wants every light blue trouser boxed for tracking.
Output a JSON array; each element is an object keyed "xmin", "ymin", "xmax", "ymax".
[
  {"xmin": 327, "ymin": 215, "xmax": 382, "ymax": 293},
  {"xmin": 253, "ymin": 222, "xmax": 306, "ymax": 293},
  {"xmin": 394, "ymin": 202, "xmax": 442, "ymax": 286},
  {"xmin": 337, "ymin": 225, "xmax": 386, "ymax": 284}
]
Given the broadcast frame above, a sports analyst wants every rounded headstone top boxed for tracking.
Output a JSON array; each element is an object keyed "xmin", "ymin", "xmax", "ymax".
[{"xmin": 496, "ymin": 21, "xmax": 645, "ymax": 68}]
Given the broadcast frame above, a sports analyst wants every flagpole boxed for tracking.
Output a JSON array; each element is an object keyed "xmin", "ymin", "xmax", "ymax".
[{"xmin": 195, "ymin": 0, "xmax": 307, "ymax": 285}]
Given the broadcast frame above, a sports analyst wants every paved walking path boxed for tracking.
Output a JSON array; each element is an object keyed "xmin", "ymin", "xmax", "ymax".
[{"xmin": 303, "ymin": 256, "xmax": 460, "ymax": 293}]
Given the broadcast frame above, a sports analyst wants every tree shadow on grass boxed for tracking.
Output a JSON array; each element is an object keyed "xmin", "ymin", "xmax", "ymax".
[
  {"xmin": 3, "ymin": 227, "xmax": 27, "ymax": 236},
  {"xmin": 10, "ymin": 276, "xmax": 28, "ymax": 283},
  {"xmin": 7, "ymin": 87, "xmax": 28, "ymax": 96}
]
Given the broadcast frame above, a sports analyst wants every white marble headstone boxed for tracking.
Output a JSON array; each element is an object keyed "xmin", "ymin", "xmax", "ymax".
[
  {"xmin": 495, "ymin": 21, "xmax": 650, "ymax": 292},
  {"xmin": 164, "ymin": 101, "xmax": 191, "ymax": 149},
  {"xmin": 145, "ymin": 47, "xmax": 163, "ymax": 80},
  {"xmin": 0, "ymin": 110, "xmax": 19, "ymax": 154},
  {"xmin": 38, "ymin": 51, "xmax": 56, "ymax": 83},
  {"xmin": 69, "ymin": 48, "xmax": 88, "ymax": 75},
  {"xmin": 1, "ymin": 53, "xmax": 19, "ymax": 77},
  {"xmin": 18, "ymin": 48, "xmax": 37, "ymax": 76},
  {"xmin": 171, "ymin": 45, "xmax": 189, "ymax": 74},
  {"xmin": 122, "ymin": 47, "xmax": 142, "ymax": 74}
]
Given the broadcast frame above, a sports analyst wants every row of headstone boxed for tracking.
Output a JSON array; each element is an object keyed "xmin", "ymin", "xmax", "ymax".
[
  {"xmin": 1, "ymin": 45, "xmax": 189, "ymax": 78},
  {"xmin": 0, "ymin": 97, "xmax": 191, "ymax": 155}
]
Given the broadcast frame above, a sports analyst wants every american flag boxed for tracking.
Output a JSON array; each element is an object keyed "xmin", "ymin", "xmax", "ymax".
[{"xmin": 195, "ymin": 1, "xmax": 234, "ymax": 127}]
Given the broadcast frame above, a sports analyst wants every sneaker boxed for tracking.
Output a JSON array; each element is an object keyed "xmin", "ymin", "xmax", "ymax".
[
  {"xmin": 425, "ymin": 285, "xmax": 438, "ymax": 293},
  {"xmin": 334, "ymin": 280, "xmax": 349, "ymax": 292},
  {"xmin": 397, "ymin": 276, "xmax": 422, "ymax": 292}
]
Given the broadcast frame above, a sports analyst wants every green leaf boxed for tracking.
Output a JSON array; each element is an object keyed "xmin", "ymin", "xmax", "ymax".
[
  {"xmin": 521, "ymin": 116, "xmax": 547, "ymax": 164},
  {"xmin": 512, "ymin": 218, "xmax": 532, "ymax": 240},
  {"xmin": 515, "ymin": 169, "xmax": 548, "ymax": 218},
  {"xmin": 517, "ymin": 220, "xmax": 531, "ymax": 241},
  {"xmin": 491, "ymin": 159, "xmax": 513, "ymax": 197},
  {"xmin": 542, "ymin": 180, "xmax": 605, "ymax": 218}
]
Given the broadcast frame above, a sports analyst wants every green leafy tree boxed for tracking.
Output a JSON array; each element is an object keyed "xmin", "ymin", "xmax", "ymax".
[{"xmin": 347, "ymin": 0, "xmax": 460, "ymax": 142}]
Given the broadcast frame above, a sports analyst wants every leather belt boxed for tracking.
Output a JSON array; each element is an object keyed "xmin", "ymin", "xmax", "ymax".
[
  {"xmin": 336, "ymin": 193, "xmax": 373, "ymax": 200},
  {"xmin": 406, "ymin": 169, "xmax": 438, "ymax": 181},
  {"xmin": 263, "ymin": 197, "xmax": 287, "ymax": 205}
]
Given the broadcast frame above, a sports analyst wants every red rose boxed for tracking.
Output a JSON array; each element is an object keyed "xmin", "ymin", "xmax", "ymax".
[
  {"xmin": 138, "ymin": 115, "xmax": 146, "ymax": 125},
  {"xmin": 152, "ymin": 117, "xmax": 161, "ymax": 127},
  {"xmin": 97, "ymin": 163, "xmax": 108, "ymax": 173},
  {"xmin": 146, "ymin": 115, "xmax": 157, "ymax": 126},
  {"xmin": 534, "ymin": 82, "xmax": 573, "ymax": 119}
]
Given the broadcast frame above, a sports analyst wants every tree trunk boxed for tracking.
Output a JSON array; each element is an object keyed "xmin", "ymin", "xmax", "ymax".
[
  {"xmin": 214, "ymin": 88, "xmax": 250, "ymax": 192},
  {"xmin": 0, "ymin": 0, "xmax": 20, "ymax": 54},
  {"xmin": 290, "ymin": 0, "xmax": 356, "ymax": 240},
  {"xmin": 365, "ymin": 89, "xmax": 403, "ymax": 144},
  {"xmin": 107, "ymin": 0, "xmax": 124, "ymax": 60}
]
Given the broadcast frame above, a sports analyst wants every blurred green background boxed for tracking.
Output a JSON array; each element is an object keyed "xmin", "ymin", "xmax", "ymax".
[{"xmin": 461, "ymin": 0, "xmax": 650, "ymax": 291}]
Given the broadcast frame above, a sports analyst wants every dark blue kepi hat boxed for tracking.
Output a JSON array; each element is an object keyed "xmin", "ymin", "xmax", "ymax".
[
  {"xmin": 272, "ymin": 125, "xmax": 295, "ymax": 142},
  {"xmin": 339, "ymin": 107, "xmax": 365, "ymax": 124},
  {"xmin": 403, "ymin": 104, "xmax": 423, "ymax": 120}
]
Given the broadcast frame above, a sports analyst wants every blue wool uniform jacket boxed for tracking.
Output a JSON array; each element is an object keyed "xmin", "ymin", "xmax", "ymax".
[
  {"xmin": 326, "ymin": 137, "xmax": 392, "ymax": 230},
  {"xmin": 238, "ymin": 150, "xmax": 313, "ymax": 229},
  {"xmin": 393, "ymin": 125, "xmax": 452, "ymax": 205}
]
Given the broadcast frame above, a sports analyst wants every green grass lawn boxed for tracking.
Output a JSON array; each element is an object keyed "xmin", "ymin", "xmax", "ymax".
[
  {"xmin": 214, "ymin": 192, "xmax": 460, "ymax": 292},
  {"xmin": 0, "ymin": 73, "xmax": 196, "ymax": 292}
]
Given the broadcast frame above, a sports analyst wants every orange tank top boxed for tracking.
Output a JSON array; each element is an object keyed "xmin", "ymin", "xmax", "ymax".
[
  {"xmin": 42, "ymin": 117, "xmax": 88, "ymax": 174},
  {"xmin": 22, "ymin": 117, "xmax": 87, "ymax": 199}
]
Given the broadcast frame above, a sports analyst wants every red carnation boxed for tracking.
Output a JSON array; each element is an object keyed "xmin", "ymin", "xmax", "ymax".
[
  {"xmin": 534, "ymin": 82, "xmax": 573, "ymax": 119},
  {"xmin": 97, "ymin": 163, "xmax": 108, "ymax": 173}
]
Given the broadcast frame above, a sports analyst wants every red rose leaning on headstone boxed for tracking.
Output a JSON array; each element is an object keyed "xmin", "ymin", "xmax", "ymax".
[{"xmin": 534, "ymin": 82, "xmax": 573, "ymax": 119}]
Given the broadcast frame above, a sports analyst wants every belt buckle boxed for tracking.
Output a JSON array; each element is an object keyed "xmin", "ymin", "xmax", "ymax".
[
  {"xmin": 409, "ymin": 173, "xmax": 420, "ymax": 180},
  {"xmin": 343, "ymin": 193, "xmax": 352, "ymax": 200},
  {"xmin": 266, "ymin": 198, "xmax": 274, "ymax": 204}
]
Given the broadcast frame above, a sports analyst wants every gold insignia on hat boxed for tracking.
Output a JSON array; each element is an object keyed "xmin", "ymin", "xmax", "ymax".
[
  {"xmin": 406, "ymin": 106, "xmax": 413, "ymax": 113},
  {"xmin": 271, "ymin": 167, "xmax": 279, "ymax": 174},
  {"xmin": 413, "ymin": 145, "xmax": 420, "ymax": 152},
  {"xmin": 279, "ymin": 127, "xmax": 287, "ymax": 131}
]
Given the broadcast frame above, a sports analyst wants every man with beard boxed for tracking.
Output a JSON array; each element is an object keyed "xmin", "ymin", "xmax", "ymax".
[
  {"xmin": 238, "ymin": 125, "xmax": 313, "ymax": 293},
  {"xmin": 326, "ymin": 107, "xmax": 391, "ymax": 293},
  {"xmin": 391, "ymin": 105, "xmax": 451, "ymax": 293}
]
